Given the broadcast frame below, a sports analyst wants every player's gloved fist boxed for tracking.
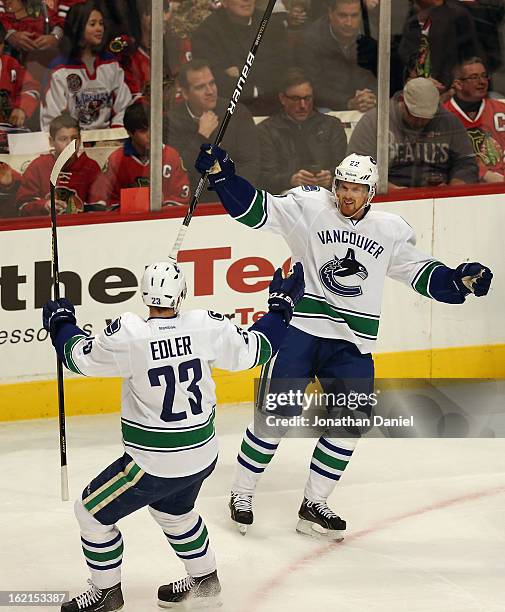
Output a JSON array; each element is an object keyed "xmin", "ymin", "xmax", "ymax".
[
  {"xmin": 453, "ymin": 262, "xmax": 493, "ymax": 297},
  {"xmin": 268, "ymin": 262, "xmax": 305, "ymax": 324},
  {"xmin": 42, "ymin": 298, "xmax": 76, "ymax": 333},
  {"xmin": 194, "ymin": 144, "xmax": 235, "ymax": 189}
]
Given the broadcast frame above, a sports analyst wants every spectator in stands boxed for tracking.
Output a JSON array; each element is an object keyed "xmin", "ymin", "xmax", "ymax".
[
  {"xmin": 17, "ymin": 113, "xmax": 102, "ymax": 215},
  {"xmin": 191, "ymin": 0, "xmax": 290, "ymax": 115},
  {"xmin": 398, "ymin": 0, "xmax": 481, "ymax": 92},
  {"xmin": 165, "ymin": 0, "xmax": 210, "ymax": 83},
  {"xmin": 445, "ymin": 57, "xmax": 505, "ymax": 183},
  {"xmin": 1, "ymin": 0, "xmax": 62, "ymax": 55},
  {"xmin": 348, "ymin": 77, "xmax": 478, "ymax": 188},
  {"xmin": 257, "ymin": 68, "xmax": 347, "ymax": 193},
  {"xmin": 40, "ymin": 1, "xmax": 132, "ymax": 131},
  {"xmin": 90, "ymin": 101, "xmax": 190, "ymax": 208},
  {"xmin": 299, "ymin": 0, "xmax": 377, "ymax": 112},
  {"xmin": 0, "ymin": 160, "xmax": 21, "ymax": 217},
  {"xmin": 167, "ymin": 59, "xmax": 260, "ymax": 203},
  {"xmin": 0, "ymin": 22, "xmax": 40, "ymax": 126},
  {"xmin": 460, "ymin": 0, "xmax": 505, "ymax": 77}
]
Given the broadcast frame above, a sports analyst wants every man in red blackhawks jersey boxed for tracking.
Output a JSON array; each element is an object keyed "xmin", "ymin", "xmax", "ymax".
[
  {"xmin": 445, "ymin": 57, "xmax": 505, "ymax": 183},
  {"xmin": 17, "ymin": 113, "xmax": 102, "ymax": 215},
  {"xmin": 90, "ymin": 101, "xmax": 190, "ymax": 208}
]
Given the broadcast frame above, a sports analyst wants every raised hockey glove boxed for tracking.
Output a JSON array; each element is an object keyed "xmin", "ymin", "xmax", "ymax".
[
  {"xmin": 268, "ymin": 262, "xmax": 305, "ymax": 324},
  {"xmin": 42, "ymin": 298, "xmax": 76, "ymax": 334},
  {"xmin": 194, "ymin": 144, "xmax": 236, "ymax": 189},
  {"xmin": 453, "ymin": 263, "xmax": 493, "ymax": 297}
]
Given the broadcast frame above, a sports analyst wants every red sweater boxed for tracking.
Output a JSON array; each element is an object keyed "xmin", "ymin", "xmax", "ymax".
[
  {"xmin": 0, "ymin": 54, "xmax": 39, "ymax": 121},
  {"xmin": 17, "ymin": 151, "xmax": 101, "ymax": 215},
  {"xmin": 90, "ymin": 141, "xmax": 190, "ymax": 207}
]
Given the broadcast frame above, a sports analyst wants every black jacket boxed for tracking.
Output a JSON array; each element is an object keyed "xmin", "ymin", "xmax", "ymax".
[
  {"xmin": 398, "ymin": 0, "xmax": 482, "ymax": 88},
  {"xmin": 257, "ymin": 111, "xmax": 347, "ymax": 193},
  {"xmin": 299, "ymin": 16, "xmax": 377, "ymax": 111},
  {"xmin": 166, "ymin": 97, "xmax": 260, "ymax": 203},
  {"xmin": 191, "ymin": 9, "xmax": 291, "ymax": 115}
]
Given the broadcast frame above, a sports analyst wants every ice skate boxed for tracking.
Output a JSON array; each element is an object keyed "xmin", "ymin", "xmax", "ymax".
[
  {"xmin": 296, "ymin": 498, "xmax": 346, "ymax": 541},
  {"xmin": 158, "ymin": 570, "xmax": 221, "ymax": 608},
  {"xmin": 229, "ymin": 493, "xmax": 253, "ymax": 535},
  {"xmin": 61, "ymin": 579, "xmax": 123, "ymax": 611}
]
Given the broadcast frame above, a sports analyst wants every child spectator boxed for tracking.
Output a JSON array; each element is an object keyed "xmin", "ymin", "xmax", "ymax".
[
  {"xmin": 90, "ymin": 101, "xmax": 190, "ymax": 208},
  {"xmin": 40, "ymin": 1, "xmax": 132, "ymax": 131},
  {"xmin": 17, "ymin": 113, "xmax": 102, "ymax": 215},
  {"xmin": 0, "ymin": 21, "xmax": 40, "ymax": 126}
]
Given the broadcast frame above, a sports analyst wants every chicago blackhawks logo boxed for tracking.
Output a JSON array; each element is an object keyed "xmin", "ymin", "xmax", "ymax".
[
  {"xmin": 319, "ymin": 248, "xmax": 368, "ymax": 297},
  {"xmin": 468, "ymin": 127, "xmax": 503, "ymax": 167}
]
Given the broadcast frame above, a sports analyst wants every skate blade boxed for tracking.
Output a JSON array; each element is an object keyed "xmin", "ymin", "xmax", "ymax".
[
  {"xmin": 158, "ymin": 595, "xmax": 222, "ymax": 609},
  {"xmin": 237, "ymin": 523, "xmax": 248, "ymax": 536},
  {"xmin": 295, "ymin": 518, "xmax": 345, "ymax": 542}
]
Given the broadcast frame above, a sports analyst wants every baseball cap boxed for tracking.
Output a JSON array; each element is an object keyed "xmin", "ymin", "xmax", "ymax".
[{"xmin": 403, "ymin": 78, "xmax": 440, "ymax": 119}]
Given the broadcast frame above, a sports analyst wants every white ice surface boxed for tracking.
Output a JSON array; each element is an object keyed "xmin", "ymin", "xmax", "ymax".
[{"xmin": 1, "ymin": 404, "xmax": 505, "ymax": 612}]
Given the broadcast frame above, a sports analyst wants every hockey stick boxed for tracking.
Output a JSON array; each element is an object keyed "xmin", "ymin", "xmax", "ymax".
[
  {"xmin": 49, "ymin": 138, "xmax": 77, "ymax": 502},
  {"xmin": 169, "ymin": 0, "xmax": 277, "ymax": 260}
]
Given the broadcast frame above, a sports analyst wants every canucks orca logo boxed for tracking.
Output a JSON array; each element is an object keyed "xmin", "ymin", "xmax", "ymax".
[{"xmin": 319, "ymin": 248, "xmax": 368, "ymax": 297}]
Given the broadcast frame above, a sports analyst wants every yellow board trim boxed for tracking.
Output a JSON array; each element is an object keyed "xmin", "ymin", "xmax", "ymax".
[{"xmin": 1, "ymin": 344, "xmax": 504, "ymax": 422}]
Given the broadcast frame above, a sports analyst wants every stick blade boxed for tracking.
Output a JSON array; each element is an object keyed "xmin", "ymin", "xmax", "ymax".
[{"xmin": 50, "ymin": 139, "xmax": 77, "ymax": 187}]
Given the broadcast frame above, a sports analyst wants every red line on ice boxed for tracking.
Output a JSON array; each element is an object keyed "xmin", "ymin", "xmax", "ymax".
[{"xmin": 241, "ymin": 484, "xmax": 505, "ymax": 612}]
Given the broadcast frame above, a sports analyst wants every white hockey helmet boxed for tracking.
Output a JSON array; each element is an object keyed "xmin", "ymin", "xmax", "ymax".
[
  {"xmin": 141, "ymin": 261, "xmax": 187, "ymax": 311},
  {"xmin": 333, "ymin": 153, "xmax": 379, "ymax": 206}
]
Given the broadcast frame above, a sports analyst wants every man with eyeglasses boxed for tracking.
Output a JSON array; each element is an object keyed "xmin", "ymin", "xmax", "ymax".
[
  {"xmin": 257, "ymin": 68, "xmax": 347, "ymax": 193},
  {"xmin": 444, "ymin": 57, "xmax": 505, "ymax": 183}
]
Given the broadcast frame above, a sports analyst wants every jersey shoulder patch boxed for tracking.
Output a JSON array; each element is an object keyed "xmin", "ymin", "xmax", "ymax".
[
  {"xmin": 207, "ymin": 310, "xmax": 225, "ymax": 321},
  {"xmin": 301, "ymin": 185, "xmax": 320, "ymax": 192},
  {"xmin": 104, "ymin": 317, "xmax": 122, "ymax": 336}
]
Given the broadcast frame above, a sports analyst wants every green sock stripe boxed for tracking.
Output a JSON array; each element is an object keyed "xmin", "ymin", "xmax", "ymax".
[
  {"xmin": 84, "ymin": 463, "xmax": 142, "ymax": 512},
  {"xmin": 313, "ymin": 446, "xmax": 349, "ymax": 471},
  {"xmin": 241, "ymin": 439, "xmax": 275, "ymax": 464},
  {"xmin": 169, "ymin": 526, "xmax": 208, "ymax": 553},
  {"xmin": 82, "ymin": 542, "xmax": 124, "ymax": 563}
]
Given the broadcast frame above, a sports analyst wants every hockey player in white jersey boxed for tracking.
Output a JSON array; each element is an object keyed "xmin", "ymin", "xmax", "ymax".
[
  {"xmin": 42, "ymin": 260, "xmax": 304, "ymax": 612},
  {"xmin": 195, "ymin": 145, "xmax": 493, "ymax": 539}
]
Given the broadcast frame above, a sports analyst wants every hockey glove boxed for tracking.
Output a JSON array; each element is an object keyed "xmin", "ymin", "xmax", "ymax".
[
  {"xmin": 453, "ymin": 263, "xmax": 493, "ymax": 297},
  {"xmin": 42, "ymin": 298, "xmax": 76, "ymax": 334},
  {"xmin": 268, "ymin": 262, "xmax": 305, "ymax": 324},
  {"xmin": 194, "ymin": 144, "xmax": 236, "ymax": 189}
]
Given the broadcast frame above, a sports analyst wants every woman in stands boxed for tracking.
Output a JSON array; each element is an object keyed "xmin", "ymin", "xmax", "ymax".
[{"xmin": 40, "ymin": 0, "xmax": 132, "ymax": 131}]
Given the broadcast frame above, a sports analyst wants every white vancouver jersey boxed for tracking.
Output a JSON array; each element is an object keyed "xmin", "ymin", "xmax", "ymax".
[
  {"xmin": 236, "ymin": 185, "xmax": 441, "ymax": 353},
  {"xmin": 64, "ymin": 310, "xmax": 272, "ymax": 477}
]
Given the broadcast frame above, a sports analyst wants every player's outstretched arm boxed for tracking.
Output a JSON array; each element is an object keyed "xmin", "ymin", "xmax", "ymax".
[
  {"xmin": 194, "ymin": 144, "xmax": 257, "ymax": 219},
  {"xmin": 213, "ymin": 263, "xmax": 305, "ymax": 371},
  {"xmin": 249, "ymin": 262, "xmax": 305, "ymax": 363},
  {"xmin": 427, "ymin": 262, "xmax": 493, "ymax": 304},
  {"xmin": 43, "ymin": 299, "xmax": 128, "ymax": 377},
  {"xmin": 43, "ymin": 298, "xmax": 87, "ymax": 368}
]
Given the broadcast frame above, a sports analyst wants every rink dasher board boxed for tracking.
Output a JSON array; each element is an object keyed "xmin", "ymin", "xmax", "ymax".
[{"xmin": 0, "ymin": 194, "xmax": 503, "ymax": 419}]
